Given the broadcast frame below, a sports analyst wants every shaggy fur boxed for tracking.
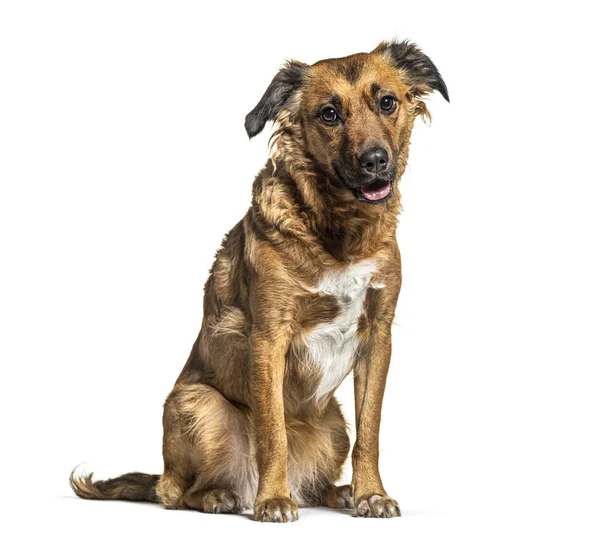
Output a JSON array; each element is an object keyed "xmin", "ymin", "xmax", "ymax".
[{"xmin": 70, "ymin": 39, "xmax": 448, "ymax": 521}]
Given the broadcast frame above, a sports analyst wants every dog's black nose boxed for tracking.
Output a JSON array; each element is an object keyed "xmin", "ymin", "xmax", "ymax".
[{"xmin": 359, "ymin": 148, "xmax": 388, "ymax": 174}]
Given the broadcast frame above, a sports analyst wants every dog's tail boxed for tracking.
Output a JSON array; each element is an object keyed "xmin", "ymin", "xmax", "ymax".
[{"xmin": 69, "ymin": 467, "xmax": 161, "ymax": 503}]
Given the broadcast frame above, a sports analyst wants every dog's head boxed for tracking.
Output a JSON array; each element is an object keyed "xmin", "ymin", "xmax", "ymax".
[{"xmin": 245, "ymin": 40, "xmax": 448, "ymax": 205}]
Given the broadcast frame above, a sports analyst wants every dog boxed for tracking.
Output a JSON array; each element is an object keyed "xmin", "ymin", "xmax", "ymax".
[{"xmin": 70, "ymin": 39, "xmax": 448, "ymax": 521}]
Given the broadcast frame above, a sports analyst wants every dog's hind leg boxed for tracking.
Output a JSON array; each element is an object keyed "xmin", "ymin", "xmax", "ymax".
[
  {"xmin": 287, "ymin": 397, "xmax": 351, "ymax": 507},
  {"xmin": 157, "ymin": 383, "xmax": 257, "ymax": 512}
]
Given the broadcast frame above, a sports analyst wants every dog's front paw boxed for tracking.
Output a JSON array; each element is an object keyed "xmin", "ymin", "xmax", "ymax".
[
  {"xmin": 353, "ymin": 494, "xmax": 401, "ymax": 518},
  {"xmin": 254, "ymin": 497, "xmax": 299, "ymax": 522}
]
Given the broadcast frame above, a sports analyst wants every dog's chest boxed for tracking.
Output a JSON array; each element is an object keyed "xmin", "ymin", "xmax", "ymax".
[{"xmin": 303, "ymin": 260, "xmax": 380, "ymax": 401}]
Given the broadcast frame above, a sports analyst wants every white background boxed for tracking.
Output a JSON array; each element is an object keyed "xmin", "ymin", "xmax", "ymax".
[{"xmin": 1, "ymin": 1, "xmax": 599, "ymax": 547}]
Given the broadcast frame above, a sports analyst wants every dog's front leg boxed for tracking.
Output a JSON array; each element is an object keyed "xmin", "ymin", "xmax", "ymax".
[
  {"xmin": 352, "ymin": 283, "xmax": 402, "ymax": 518},
  {"xmin": 251, "ymin": 322, "xmax": 297, "ymax": 522}
]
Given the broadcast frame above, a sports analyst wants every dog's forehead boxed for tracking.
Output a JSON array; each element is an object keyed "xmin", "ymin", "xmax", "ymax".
[{"xmin": 304, "ymin": 53, "xmax": 407, "ymax": 104}]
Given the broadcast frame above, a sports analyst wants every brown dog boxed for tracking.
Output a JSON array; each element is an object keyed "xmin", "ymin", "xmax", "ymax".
[{"xmin": 70, "ymin": 39, "xmax": 448, "ymax": 521}]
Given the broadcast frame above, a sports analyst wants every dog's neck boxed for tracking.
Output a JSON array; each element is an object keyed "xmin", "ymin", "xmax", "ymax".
[{"xmin": 252, "ymin": 120, "xmax": 401, "ymax": 263}]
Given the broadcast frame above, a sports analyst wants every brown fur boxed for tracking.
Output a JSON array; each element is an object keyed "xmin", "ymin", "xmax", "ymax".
[{"xmin": 70, "ymin": 40, "xmax": 448, "ymax": 521}]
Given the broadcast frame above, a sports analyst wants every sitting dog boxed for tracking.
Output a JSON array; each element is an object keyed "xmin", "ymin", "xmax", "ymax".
[{"xmin": 70, "ymin": 39, "xmax": 448, "ymax": 521}]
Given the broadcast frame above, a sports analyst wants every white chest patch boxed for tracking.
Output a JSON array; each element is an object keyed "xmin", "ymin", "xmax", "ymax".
[{"xmin": 305, "ymin": 260, "xmax": 381, "ymax": 401}]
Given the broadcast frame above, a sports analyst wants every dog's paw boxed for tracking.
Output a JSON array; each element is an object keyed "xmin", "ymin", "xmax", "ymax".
[
  {"xmin": 325, "ymin": 484, "xmax": 354, "ymax": 509},
  {"xmin": 254, "ymin": 497, "xmax": 299, "ymax": 522},
  {"xmin": 353, "ymin": 494, "xmax": 401, "ymax": 518},
  {"xmin": 200, "ymin": 488, "xmax": 243, "ymax": 514}
]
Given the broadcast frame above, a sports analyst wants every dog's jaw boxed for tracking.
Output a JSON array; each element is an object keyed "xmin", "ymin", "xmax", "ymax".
[
  {"xmin": 358, "ymin": 180, "xmax": 393, "ymax": 203},
  {"xmin": 332, "ymin": 163, "xmax": 396, "ymax": 205}
]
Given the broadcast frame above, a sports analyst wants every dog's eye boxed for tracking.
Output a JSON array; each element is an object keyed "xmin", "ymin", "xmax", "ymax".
[
  {"xmin": 320, "ymin": 107, "xmax": 338, "ymax": 124},
  {"xmin": 380, "ymin": 96, "xmax": 396, "ymax": 112}
]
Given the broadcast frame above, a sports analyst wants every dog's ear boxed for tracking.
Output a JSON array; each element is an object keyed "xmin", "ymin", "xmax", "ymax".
[
  {"xmin": 245, "ymin": 60, "xmax": 309, "ymax": 138},
  {"xmin": 374, "ymin": 40, "xmax": 449, "ymax": 102}
]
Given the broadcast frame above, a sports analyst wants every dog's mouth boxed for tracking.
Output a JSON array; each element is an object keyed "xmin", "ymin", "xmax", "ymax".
[
  {"xmin": 333, "ymin": 164, "xmax": 394, "ymax": 205},
  {"xmin": 358, "ymin": 180, "xmax": 392, "ymax": 202}
]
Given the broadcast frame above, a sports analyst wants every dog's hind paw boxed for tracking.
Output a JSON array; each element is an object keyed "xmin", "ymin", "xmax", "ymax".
[
  {"xmin": 185, "ymin": 487, "xmax": 243, "ymax": 514},
  {"xmin": 325, "ymin": 484, "xmax": 354, "ymax": 509}
]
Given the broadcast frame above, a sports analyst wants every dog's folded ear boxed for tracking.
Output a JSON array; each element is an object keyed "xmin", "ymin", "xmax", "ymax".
[
  {"xmin": 374, "ymin": 40, "xmax": 449, "ymax": 102},
  {"xmin": 245, "ymin": 60, "xmax": 309, "ymax": 138}
]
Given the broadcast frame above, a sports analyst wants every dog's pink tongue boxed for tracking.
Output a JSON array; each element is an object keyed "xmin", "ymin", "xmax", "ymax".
[{"xmin": 361, "ymin": 181, "xmax": 391, "ymax": 201}]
